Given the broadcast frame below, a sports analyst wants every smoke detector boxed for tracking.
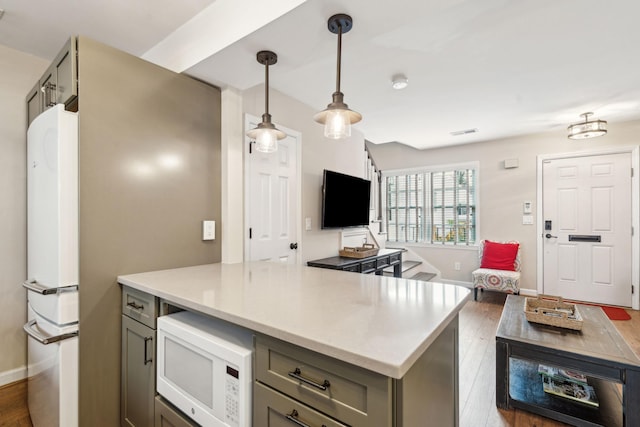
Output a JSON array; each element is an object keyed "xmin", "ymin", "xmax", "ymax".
[{"xmin": 391, "ymin": 74, "xmax": 408, "ymax": 90}]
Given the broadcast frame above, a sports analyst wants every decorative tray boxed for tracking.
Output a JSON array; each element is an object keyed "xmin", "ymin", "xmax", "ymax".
[
  {"xmin": 524, "ymin": 295, "xmax": 583, "ymax": 331},
  {"xmin": 339, "ymin": 243, "xmax": 379, "ymax": 258}
]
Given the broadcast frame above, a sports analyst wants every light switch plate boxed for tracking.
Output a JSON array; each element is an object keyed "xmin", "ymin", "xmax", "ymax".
[
  {"xmin": 202, "ymin": 220, "xmax": 215, "ymax": 240},
  {"xmin": 305, "ymin": 217, "xmax": 312, "ymax": 231},
  {"xmin": 522, "ymin": 215, "xmax": 534, "ymax": 225}
]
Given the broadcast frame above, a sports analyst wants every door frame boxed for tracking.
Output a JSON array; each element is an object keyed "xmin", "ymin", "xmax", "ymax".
[
  {"xmin": 243, "ymin": 114, "xmax": 303, "ymax": 264},
  {"xmin": 536, "ymin": 146, "xmax": 640, "ymax": 309}
]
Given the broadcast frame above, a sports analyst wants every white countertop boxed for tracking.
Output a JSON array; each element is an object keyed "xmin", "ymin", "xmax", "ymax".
[{"xmin": 118, "ymin": 262, "xmax": 471, "ymax": 378}]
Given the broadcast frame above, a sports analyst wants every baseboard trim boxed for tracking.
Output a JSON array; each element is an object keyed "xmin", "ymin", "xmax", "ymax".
[{"xmin": 0, "ymin": 366, "xmax": 27, "ymax": 387}]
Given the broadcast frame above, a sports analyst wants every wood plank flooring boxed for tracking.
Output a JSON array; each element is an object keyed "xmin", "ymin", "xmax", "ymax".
[
  {"xmin": 0, "ymin": 379, "xmax": 32, "ymax": 426},
  {"xmin": 1, "ymin": 293, "xmax": 638, "ymax": 427}
]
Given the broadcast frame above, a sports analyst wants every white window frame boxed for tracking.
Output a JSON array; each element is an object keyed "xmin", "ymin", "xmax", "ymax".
[{"xmin": 382, "ymin": 161, "xmax": 480, "ymax": 247}]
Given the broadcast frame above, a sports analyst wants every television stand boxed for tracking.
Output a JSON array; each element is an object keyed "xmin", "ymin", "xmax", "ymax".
[{"xmin": 307, "ymin": 248, "xmax": 403, "ymax": 278}]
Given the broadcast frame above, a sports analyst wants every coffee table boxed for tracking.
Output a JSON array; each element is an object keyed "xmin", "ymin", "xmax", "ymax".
[{"xmin": 496, "ymin": 295, "xmax": 640, "ymax": 427}]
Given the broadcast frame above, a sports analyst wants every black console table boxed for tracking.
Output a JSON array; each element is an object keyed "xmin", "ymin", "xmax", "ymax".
[{"xmin": 307, "ymin": 248, "xmax": 403, "ymax": 278}]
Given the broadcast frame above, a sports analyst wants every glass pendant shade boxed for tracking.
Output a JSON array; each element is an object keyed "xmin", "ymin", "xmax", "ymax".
[
  {"xmin": 567, "ymin": 112, "xmax": 607, "ymax": 140},
  {"xmin": 246, "ymin": 50, "xmax": 286, "ymax": 153},
  {"xmin": 247, "ymin": 114, "xmax": 286, "ymax": 153},
  {"xmin": 314, "ymin": 14, "xmax": 361, "ymax": 139}
]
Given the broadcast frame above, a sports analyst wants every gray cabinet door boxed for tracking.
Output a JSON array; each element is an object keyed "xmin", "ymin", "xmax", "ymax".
[
  {"xmin": 121, "ymin": 315, "xmax": 156, "ymax": 427},
  {"xmin": 53, "ymin": 38, "xmax": 77, "ymax": 106},
  {"xmin": 154, "ymin": 396, "xmax": 198, "ymax": 427},
  {"xmin": 26, "ymin": 82, "xmax": 41, "ymax": 126}
]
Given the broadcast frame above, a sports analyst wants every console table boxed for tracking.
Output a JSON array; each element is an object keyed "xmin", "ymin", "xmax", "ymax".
[
  {"xmin": 307, "ymin": 248, "xmax": 403, "ymax": 278},
  {"xmin": 496, "ymin": 295, "xmax": 640, "ymax": 427}
]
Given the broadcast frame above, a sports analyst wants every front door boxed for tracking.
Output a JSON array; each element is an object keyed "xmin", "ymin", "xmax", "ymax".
[
  {"xmin": 542, "ymin": 152, "xmax": 632, "ymax": 306},
  {"xmin": 245, "ymin": 116, "xmax": 300, "ymax": 263}
]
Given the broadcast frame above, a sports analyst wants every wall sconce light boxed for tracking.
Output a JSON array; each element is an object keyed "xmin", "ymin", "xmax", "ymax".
[
  {"xmin": 314, "ymin": 14, "xmax": 362, "ymax": 140},
  {"xmin": 567, "ymin": 112, "xmax": 607, "ymax": 140},
  {"xmin": 246, "ymin": 50, "xmax": 286, "ymax": 153}
]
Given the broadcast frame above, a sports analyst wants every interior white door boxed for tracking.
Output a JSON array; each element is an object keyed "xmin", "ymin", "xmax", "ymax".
[
  {"xmin": 246, "ymin": 120, "xmax": 299, "ymax": 263},
  {"xmin": 542, "ymin": 152, "xmax": 632, "ymax": 306}
]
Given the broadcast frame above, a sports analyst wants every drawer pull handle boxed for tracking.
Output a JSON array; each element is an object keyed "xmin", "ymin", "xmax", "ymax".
[
  {"xmin": 127, "ymin": 301, "xmax": 144, "ymax": 310},
  {"xmin": 288, "ymin": 368, "xmax": 330, "ymax": 391},
  {"xmin": 285, "ymin": 409, "xmax": 327, "ymax": 427}
]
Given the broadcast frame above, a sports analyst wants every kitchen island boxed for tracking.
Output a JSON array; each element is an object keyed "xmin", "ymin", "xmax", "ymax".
[{"xmin": 118, "ymin": 262, "xmax": 471, "ymax": 426}]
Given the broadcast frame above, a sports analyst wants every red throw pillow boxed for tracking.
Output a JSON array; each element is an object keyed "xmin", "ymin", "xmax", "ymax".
[{"xmin": 480, "ymin": 240, "xmax": 519, "ymax": 271}]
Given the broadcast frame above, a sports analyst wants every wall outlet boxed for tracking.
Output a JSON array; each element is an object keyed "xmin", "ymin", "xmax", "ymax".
[
  {"xmin": 202, "ymin": 220, "xmax": 215, "ymax": 240},
  {"xmin": 454, "ymin": 262, "xmax": 461, "ymax": 271}
]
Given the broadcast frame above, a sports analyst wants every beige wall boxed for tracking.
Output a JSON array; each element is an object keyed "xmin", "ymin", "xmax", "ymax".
[
  {"xmin": 242, "ymin": 85, "xmax": 367, "ymax": 262},
  {"xmin": 0, "ymin": 45, "xmax": 48, "ymax": 385},
  {"xmin": 366, "ymin": 120, "xmax": 640, "ymax": 292}
]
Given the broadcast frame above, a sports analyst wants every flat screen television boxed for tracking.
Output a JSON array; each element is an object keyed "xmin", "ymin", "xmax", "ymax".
[{"xmin": 321, "ymin": 169, "xmax": 371, "ymax": 229}]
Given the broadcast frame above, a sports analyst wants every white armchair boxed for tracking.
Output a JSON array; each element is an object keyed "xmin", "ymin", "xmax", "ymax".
[{"xmin": 472, "ymin": 240, "xmax": 521, "ymax": 300}]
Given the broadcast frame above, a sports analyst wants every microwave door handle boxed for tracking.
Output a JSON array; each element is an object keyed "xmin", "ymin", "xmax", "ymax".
[{"xmin": 23, "ymin": 319, "xmax": 78, "ymax": 345}]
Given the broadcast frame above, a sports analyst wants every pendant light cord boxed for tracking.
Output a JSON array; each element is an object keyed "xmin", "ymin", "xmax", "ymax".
[
  {"xmin": 264, "ymin": 61, "xmax": 270, "ymax": 116},
  {"xmin": 335, "ymin": 24, "xmax": 343, "ymax": 94}
]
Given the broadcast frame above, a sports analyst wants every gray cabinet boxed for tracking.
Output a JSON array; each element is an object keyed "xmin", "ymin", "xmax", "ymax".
[
  {"xmin": 154, "ymin": 396, "xmax": 198, "ymax": 427},
  {"xmin": 121, "ymin": 287, "xmax": 158, "ymax": 427},
  {"xmin": 26, "ymin": 37, "xmax": 78, "ymax": 126},
  {"xmin": 254, "ymin": 317, "xmax": 460, "ymax": 427}
]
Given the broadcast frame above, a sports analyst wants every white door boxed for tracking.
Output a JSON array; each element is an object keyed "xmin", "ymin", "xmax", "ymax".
[
  {"xmin": 542, "ymin": 152, "xmax": 632, "ymax": 306},
  {"xmin": 245, "ymin": 116, "xmax": 300, "ymax": 263}
]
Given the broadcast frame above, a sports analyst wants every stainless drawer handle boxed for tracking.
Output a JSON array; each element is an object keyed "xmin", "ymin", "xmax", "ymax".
[
  {"xmin": 126, "ymin": 301, "xmax": 144, "ymax": 310},
  {"xmin": 288, "ymin": 368, "xmax": 330, "ymax": 391},
  {"xmin": 285, "ymin": 409, "xmax": 327, "ymax": 427},
  {"xmin": 23, "ymin": 319, "xmax": 78, "ymax": 345}
]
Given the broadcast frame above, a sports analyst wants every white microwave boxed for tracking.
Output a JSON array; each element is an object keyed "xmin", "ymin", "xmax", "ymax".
[{"xmin": 157, "ymin": 311, "xmax": 254, "ymax": 427}]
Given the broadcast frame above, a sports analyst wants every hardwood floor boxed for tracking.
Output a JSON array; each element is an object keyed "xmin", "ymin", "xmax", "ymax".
[
  {"xmin": 0, "ymin": 379, "xmax": 32, "ymax": 426},
  {"xmin": 1, "ymin": 294, "xmax": 638, "ymax": 427},
  {"xmin": 459, "ymin": 291, "xmax": 640, "ymax": 427}
]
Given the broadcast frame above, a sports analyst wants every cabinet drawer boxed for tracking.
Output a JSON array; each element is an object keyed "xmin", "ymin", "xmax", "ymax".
[
  {"xmin": 122, "ymin": 286, "xmax": 158, "ymax": 328},
  {"xmin": 376, "ymin": 256, "xmax": 390, "ymax": 269},
  {"xmin": 341, "ymin": 264, "xmax": 360, "ymax": 273},
  {"xmin": 155, "ymin": 396, "xmax": 198, "ymax": 427},
  {"xmin": 255, "ymin": 335, "xmax": 391, "ymax": 426},
  {"xmin": 389, "ymin": 253, "xmax": 401, "ymax": 266},
  {"xmin": 254, "ymin": 381, "xmax": 348, "ymax": 427},
  {"xmin": 361, "ymin": 259, "xmax": 377, "ymax": 274}
]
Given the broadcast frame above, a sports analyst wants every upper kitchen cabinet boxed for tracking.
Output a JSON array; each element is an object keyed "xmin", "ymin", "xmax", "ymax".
[{"xmin": 27, "ymin": 37, "xmax": 78, "ymax": 125}]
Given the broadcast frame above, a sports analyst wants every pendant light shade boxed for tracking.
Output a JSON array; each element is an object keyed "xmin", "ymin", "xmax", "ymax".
[
  {"xmin": 247, "ymin": 51, "xmax": 286, "ymax": 153},
  {"xmin": 567, "ymin": 112, "xmax": 607, "ymax": 140},
  {"xmin": 314, "ymin": 14, "xmax": 362, "ymax": 140}
]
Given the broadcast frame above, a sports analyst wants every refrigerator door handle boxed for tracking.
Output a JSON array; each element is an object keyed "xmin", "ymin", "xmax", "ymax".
[
  {"xmin": 23, "ymin": 319, "xmax": 78, "ymax": 345},
  {"xmin": 23, "ymin": 279, "xmax": 78, "ymax": 295}
]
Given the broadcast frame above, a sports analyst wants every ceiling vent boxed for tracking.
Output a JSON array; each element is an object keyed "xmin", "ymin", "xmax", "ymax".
[{"xmin": 450, "ymin": 128, "xmax": 478, "ymax": 136}]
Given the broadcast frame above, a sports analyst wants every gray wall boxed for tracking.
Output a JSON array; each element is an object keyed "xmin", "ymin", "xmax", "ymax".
[
  {"xmin": 366, "ymin": 120, "xmax": 640, "ymax": 291},
  {"xmin": 76, "ymin": 37, "xmax": 222, "ymax": 425},
  {"xmin": 0, "ymin": 44, "xmax": 48, "ymax": 385}
]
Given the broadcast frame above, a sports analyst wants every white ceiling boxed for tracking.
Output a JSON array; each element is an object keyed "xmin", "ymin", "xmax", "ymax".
[{"xmin": 2, "ymin": 0, "xmax": 639, "ymax": 149}]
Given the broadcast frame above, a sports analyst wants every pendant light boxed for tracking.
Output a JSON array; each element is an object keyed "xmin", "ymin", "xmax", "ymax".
[
  {"xmin": 246, "ymin": 50, "xmax": 286, "ymax": 153},
  {"xmin": 567, "ymin": 112, "xmax": 607, "ymax": 140},
  {"xmin": 314, "ymin": 14, "xmax": 362, "ymax": 139}
]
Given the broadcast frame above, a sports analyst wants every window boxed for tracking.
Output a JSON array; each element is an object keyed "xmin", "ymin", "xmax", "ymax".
[{"xmin": 384, "ymin": 164, "xmax": 477, "ymax": 245}]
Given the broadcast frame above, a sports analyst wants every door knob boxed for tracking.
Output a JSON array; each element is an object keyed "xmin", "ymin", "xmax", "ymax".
[
  {"xmin": 545, "ymin": 233, "xmax": 558, "ymax": 239},
  {"xmin": 290, "ymin": 243, "xmax": 298, "ymax": 250}
]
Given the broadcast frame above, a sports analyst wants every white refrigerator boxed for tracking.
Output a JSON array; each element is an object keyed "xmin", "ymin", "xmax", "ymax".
[{"xmin": 23, "ymin": 104, "xmax": 79, "ymax": 427}]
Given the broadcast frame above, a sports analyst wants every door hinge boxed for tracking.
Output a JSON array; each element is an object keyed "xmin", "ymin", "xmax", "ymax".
[
  {"xmin": 249, "ymin": 228, "xmax": 252, "ymax": 239},
  {"xmin": 632, "ymin": 285, "xmax": 635, "ymax": 295},
  {"xmin": 633, "ymin": 226, "xmax": 635, "ymax": 236},
  {"xmin": 249, "ymin": 141, "xmax": 253, "ymax": 154},
  {"xmin": 632, "ymin": 167, "xmax": 634, "ymax": 178}
]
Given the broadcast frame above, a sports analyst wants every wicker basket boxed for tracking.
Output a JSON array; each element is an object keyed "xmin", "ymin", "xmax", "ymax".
[
  {"xmin": 524, "ymin": 295, "xmax": 583, "ymax": 331},
  {"xmin": 339, "ymin": 243, "xmax": 379, "ymax": 258}
]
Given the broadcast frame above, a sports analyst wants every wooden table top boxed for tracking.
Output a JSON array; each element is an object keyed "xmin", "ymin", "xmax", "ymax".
[{"xmin": 497, "ymin": 295, "xmax": 640, "ymax": 369}]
